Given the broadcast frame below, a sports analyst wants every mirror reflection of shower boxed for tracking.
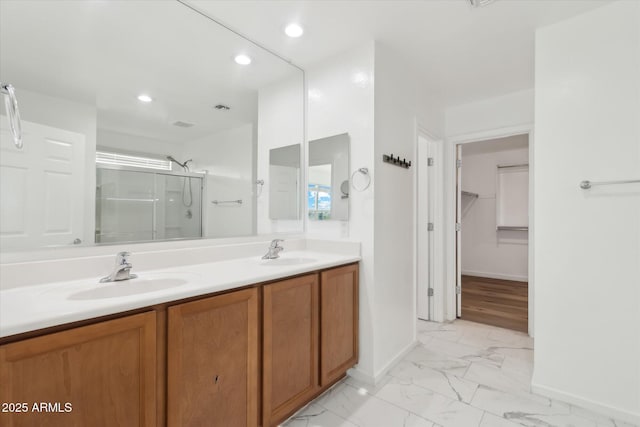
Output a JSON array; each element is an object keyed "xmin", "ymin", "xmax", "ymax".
[
  {"xmin": 167, "ymin": 156, "xmax": 194, "ymax": 215},
  {"xmin": 167, "ymin": 155, "xmax": 192, "ymax": 172}
]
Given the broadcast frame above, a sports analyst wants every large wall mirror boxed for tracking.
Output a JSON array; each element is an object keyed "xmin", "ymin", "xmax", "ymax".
[
  {"xmin": 0, "ymin": 1, "xmax": 304, "ymax": 253},
  {"xmin": 308, "ymin": 133, "xmax": 350, "ymax": 221}
]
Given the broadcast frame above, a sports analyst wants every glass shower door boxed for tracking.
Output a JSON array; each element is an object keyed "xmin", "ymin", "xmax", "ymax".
[
  {"xmin": 96, "ymin": 167, "xmax": 203, "ymax": 244},
  {"xmin": 96, "ymin": 168, "xmax": 156, "ymax": 243},
  {"xmin": 161, "ymin": 174, "xmax": 202, "ymax": 240}
]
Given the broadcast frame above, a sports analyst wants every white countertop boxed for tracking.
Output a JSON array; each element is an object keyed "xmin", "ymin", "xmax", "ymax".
[{"xmin": 0, "ymin": 250, "xmax": 360, "ymax": 338}]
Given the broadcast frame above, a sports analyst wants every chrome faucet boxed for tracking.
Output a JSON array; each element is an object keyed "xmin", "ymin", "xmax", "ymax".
[
  {"xmin": 262, "ymin": 239, "xmax": 284, "ymax": 260},
  {"xmin": 100, "ymin": 251, "xmax": 138, "ymax": 283}
]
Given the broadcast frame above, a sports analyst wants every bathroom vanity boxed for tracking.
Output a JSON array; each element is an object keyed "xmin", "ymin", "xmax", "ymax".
[
  {"xmin": 0, "ymin": 1, "xmax": 361, "ymax": 425},
  {"xmin": 0, "ymin": 251, "xmax": 359, "ymax": 427}
]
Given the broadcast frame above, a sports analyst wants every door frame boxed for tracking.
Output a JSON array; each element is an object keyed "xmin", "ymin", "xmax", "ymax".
[
  {"xmin": 444, "ymin": 124, "xmax": 535, "ymax": 336},
  {"xmin": 414, "ymin": 124, "xmax": 445, "ymax": 322}
]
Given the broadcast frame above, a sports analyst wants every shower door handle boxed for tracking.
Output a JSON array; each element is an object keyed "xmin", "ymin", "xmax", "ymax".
[{"xmin": 1, "ymin": 83, "xmax": 23, "ymax": 149}]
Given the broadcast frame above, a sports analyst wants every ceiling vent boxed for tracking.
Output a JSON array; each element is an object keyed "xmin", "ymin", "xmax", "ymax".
[
  {"xmin": 468, "ymin": 0, "xmax": 496, "ymax": 7},
  {"xmin": 172, "ymin": 121, "xmax": 195, "ymax": 128}
]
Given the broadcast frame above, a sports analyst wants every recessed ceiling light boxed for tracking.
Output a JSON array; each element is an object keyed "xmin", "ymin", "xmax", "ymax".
[
  {"xmin": 234, "ymin": 54, "xmax": 252, "ymax": 65},
  {"xmin": 285, "ymin": 23, "xmax": 304, "ymax": 38},
  {"xmin": 137, "ymin": 94, "xmax": 153, "ymax": 103}
]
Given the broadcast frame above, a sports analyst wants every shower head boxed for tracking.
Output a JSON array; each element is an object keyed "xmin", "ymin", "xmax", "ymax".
[{"xmin": 167, "ymin": 155, "xmax": 190, "ymax": 171}]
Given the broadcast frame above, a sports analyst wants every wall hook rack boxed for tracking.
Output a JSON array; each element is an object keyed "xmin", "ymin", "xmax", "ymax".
[{"xmin": 382, "ymin": 154, "xmax": 411, "ymax": 169}]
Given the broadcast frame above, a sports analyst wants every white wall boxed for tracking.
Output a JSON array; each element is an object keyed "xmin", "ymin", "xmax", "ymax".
[
  {"xmin": 307, "ymin": 42, "xmax": 446, "ymax": 381},
  {"xmin": 257, "ymin": 73, "xmax": 305, "ymax": 235},
  {"xmin": 1, "ymin": 88, "xmax": 97, "ymax": 246},
  {"xmin": 461, "ymin": 136, "xmax": 528, "ymax": 281},
  {"xmin": 373, "ymin": 42, "xmax": 427, "ymax": 376},
  {"xmin": 307, "ymin": 43, "xmax": 377, "ymax": 379},
  {"xmin": 533, "ymin": 1, "xmax": 640, "ymax": 424},
  {"xmin": 183, "ymin": 124, "xmax": 254, "ymax": 238},
  {"xmin": 446, "ymin": 89, "xmax": 534, "ymax": 138}
]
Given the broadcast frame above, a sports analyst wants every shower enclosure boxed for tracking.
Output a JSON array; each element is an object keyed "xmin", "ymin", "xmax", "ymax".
[{"xmin": 95, "ymin": 165, "xmax": 204, "ymax": 244}]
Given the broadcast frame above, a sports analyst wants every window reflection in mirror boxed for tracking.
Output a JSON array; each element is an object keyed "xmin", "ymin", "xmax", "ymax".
[
  {"xmin": 308, "ymin": 164, "xmax": 332, "ymax": 220},
  {"xmin": 308, "ymin": 133, "xmax": 349, "ymax": 221},
  {"xmin": 0, "ymin": 0, "xmax": 304, "ymax": 252}
]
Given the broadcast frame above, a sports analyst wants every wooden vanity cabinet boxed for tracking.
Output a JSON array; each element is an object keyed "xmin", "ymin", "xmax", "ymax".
[
  {"xmin": 166, "ymin": 287, "xmax": 259, "ymax": 427},
  {"xmin": 0, "ymin": 262, "xmax": 358, "ymax": 427},
  {"xmin": 262, "ymin": 264, "xmax": 359, "ymax": 426},
  {"xmin": 262, "ymin": 273, "xmax": 320, "ymax": 427},
  {"xmin": 0, "ymin": 311, "xmax": 156, "ymax": 427},
  {"xmin": 320, "ymin": 263, "xmax": 359, "ymax": 387}
]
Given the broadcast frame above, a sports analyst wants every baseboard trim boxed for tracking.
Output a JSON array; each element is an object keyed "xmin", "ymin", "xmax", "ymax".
[
  {"xmin": 348, "ymin": 340, "xmax": 419, "ymax": 386},
  {"xmin": 346, "ymin": 367, "xmax": 375, "ymax": 385},
  {"xmin": 373, "ymin": 340, "xmax": 419, "ymax": 383},
  {"xmin": 531, "ymin": 382, "xmax": 640, "ymax": 425},
  {"xmin": 462, "ymin": 270, "xmax": 528, "ymax": 282}
]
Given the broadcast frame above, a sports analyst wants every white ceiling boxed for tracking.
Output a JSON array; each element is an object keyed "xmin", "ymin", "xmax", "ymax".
[
  {"xmin": 189, "ymin": 0, "xmax": 609, "ymax": 107},
  {"xmin": 0, "ymin": 0, "xmax": 610, "ymax": 143}
]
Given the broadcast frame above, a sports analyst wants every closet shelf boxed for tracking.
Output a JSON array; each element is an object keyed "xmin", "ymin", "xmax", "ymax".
[
  {"xmin": 461, "ymin": 190, "xmax": 479, "ymax": 198},
  {"xmin": 497, "ymin": 226, "xmax": 528, "ymax": 231}
]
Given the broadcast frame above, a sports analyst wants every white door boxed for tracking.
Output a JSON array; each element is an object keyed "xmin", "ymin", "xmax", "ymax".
[
  {"xmin": 269, "ymin": 165, "xmax": 299, "ymax": 219},
  {"xmin": 455, "ymin": 144, "xmax": 462, "ymax": 317},
  {"xmin": 0, "ymin": 117, "xmax": 86, "ymax": 250},
  {"xmin": 417, "ymin": 136, "xmax": 435, "ymax": 320}
]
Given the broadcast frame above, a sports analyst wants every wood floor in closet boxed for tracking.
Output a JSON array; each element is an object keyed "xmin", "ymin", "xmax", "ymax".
[{"xmin": 461, "ymin": 275, "xmax": 528, "ymax": 333}]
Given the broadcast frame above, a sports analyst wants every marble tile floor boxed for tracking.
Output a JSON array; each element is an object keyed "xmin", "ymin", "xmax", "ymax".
[{"xmin": 283, "ymin": 319, "xmax": 637, "ymax": 427}]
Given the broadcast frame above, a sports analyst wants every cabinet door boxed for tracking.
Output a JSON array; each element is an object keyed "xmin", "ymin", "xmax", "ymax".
[
  {"xmin": 167, "ymin": 287, "xmax": 259, "ymax": 427},
  {"xmin": 263, "ymin": 274, "xmax": 319, "ymax": 427},
  {"xmin": 0, "ymin": 312, "xmax": 156, "ymax": 427},
  {"xmin": 320, "ymin": 264, "xmax": 359, "ymax": 386}
]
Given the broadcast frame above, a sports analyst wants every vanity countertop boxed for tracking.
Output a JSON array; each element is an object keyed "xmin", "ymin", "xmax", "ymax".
[{"xmin": 0, "ymin": 250, "xmax": 360, "ymax": 338}]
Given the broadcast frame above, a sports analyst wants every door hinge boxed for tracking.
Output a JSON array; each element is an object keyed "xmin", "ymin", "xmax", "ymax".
[
  {"xmin": 427, "ymin": 157, "xmax": 434, "ymax": 166},
  {"xmin": 456, "ymin": 159, "xmax": 462, "ymax": 168},
  {"xmin": 428, "ymin": 288, "xmax": 434, "ymax": 297},
  {"xmin": 455, "ymin": 222, "xmax": 461, "ymax": 232},
  {"xmin": 456, "ymin": 286, "xmax": 461, "ymax": 295},
  {"xmin": 427, "ymin": 222, "xmax": 434, "ymax": 231}
]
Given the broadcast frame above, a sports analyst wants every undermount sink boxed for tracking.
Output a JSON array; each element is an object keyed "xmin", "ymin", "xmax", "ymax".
[
  {"xmin": 259, "ymin": 257, "xmax": 317, "ymax": 266},
  {"xmin": 68, "ymin": 272, "xmax": 200, "ymax": 300}
]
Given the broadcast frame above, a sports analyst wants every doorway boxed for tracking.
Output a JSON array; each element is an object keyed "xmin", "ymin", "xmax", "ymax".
[{"xmin": 455, "ymin": 134, "xmax": 530, "ymax": 332}]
